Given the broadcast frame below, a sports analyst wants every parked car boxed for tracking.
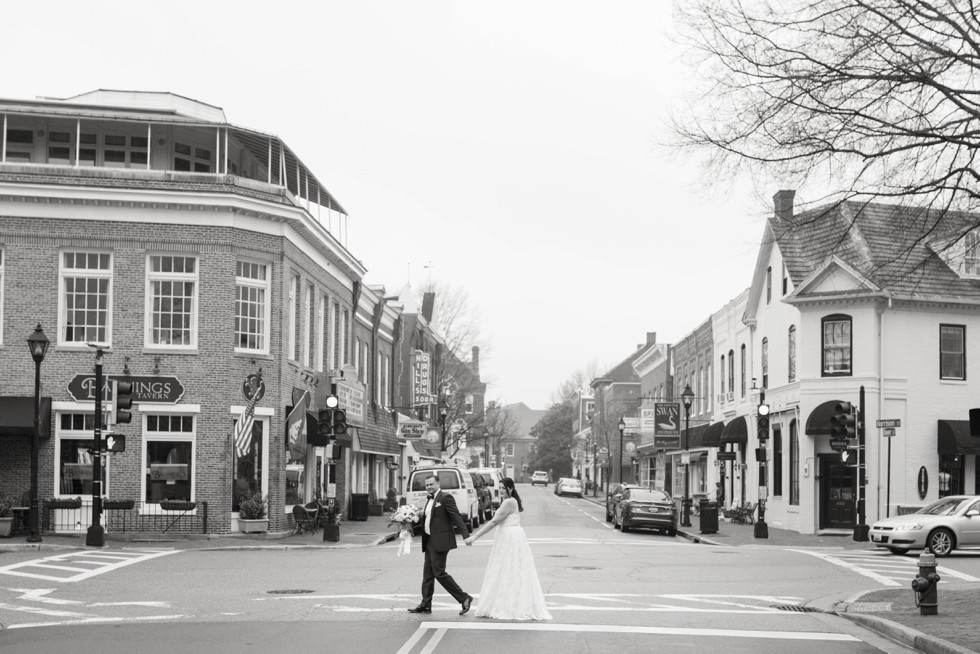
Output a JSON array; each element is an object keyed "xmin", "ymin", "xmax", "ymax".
[
  {"xmin": 472, "ymin": 468, "xmax": 504, "ymax": 508},
  {"xmin": 606, "ymin": 482, "xmax": 637, "ymax": 522},
  {"xmin": 531, "ymin": 471, "xmax": 550, "ymax": 486},
  {"xmin": 405, "ymin": 465, "xmax": 482, "ymax": 531},
  {"xmin": 614, "ymin": 487, "xmax": 678, "ymax": 536},
  {"xmin": 554, "ymin": 478, "xmax": 584, "ymax": 498},
  {"xmin": 869, "ymin": 495, "xmax": 980, "ymax": 556},
  {"xmin": 469, "ymin": 471, "xmax": 493, "ymax": 522}
]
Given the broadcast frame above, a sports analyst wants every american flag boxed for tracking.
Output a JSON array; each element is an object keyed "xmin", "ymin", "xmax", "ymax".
[{"xmin": 234, "ymin": 385, "xmax": 260, "ymax": 457}]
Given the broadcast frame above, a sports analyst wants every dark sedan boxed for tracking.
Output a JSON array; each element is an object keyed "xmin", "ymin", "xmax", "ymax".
[{"xmin": 614, "ymin": 487, "xmax": 678, "ymax": 536}]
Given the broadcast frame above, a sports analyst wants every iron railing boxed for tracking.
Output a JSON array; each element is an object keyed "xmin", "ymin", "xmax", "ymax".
[{"xmin": 41, "ymin": 499, "xmax": 209, "ymax": 535}]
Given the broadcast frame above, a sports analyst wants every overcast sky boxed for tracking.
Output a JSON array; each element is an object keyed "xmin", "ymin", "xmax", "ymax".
[{"xmin": 5, "ymin": 1, "xmax": 770, "ymax": 409}]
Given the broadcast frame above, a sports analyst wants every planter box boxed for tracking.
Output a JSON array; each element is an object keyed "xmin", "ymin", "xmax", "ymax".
[
  {"xmin": 160, "ymin": 500, "xmax": 196, "ymax": 511},
  {"xmin": 239, "ymin": 518, "xmax": 269, "ymax": 534},
  {"xmin": 102, "ymin": 500, "xmax": 135, "ymax": 510},
  {"xmin": 0, "ymin": 517, "xmax": 12, "ymax": 538}
]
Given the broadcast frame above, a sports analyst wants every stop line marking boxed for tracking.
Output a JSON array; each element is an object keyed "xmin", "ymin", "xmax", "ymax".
[
  {"xmin": 0, "ymin": 548, "xmax": 179, "ymax": 582},
  {"xmin": 397, "ymin": 621, "xmax": 859, "ymax": 654},
  {"xmin": 792, "ymin": 549, "xmax": 980, "ymax": 587}
]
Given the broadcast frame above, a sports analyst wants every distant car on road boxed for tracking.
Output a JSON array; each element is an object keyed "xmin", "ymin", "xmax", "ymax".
[
  {"xmin": 554, "ymin": 478, "xmax": 584, "ymax": 498},
  {"xmin": 614, "ymin": 487, "xmax": 678, "ymax": 536},
  {"xmin": 870, "ymin": 495, "xmax": 980, "ymax": 556},
  {"xmin": 471, "ymin": 468, "xmax": 504, "ymax": 509},
  {"xmin": 530, "ymin": 471, "xmax": 550, "ymax": 486}
]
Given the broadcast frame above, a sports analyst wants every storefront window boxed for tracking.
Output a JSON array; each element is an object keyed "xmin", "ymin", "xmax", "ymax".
[
  {"xmin": 286, "ymin": 459, "xmax": 306, "ymax": 506},
  {"xmin": 233, "ymin": 420, "xmax": 264, "ymax": 512},
  {"xmin": 58, "ymin": 413, "xmax": 99, "ymax": 495},
  {"xmin": 145, "ymin": 415, "xmax": 194, "ymax": 503}
]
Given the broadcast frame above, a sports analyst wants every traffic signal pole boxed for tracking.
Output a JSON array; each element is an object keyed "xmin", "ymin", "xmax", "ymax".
[
  {"xmin": 854, "ymin": 385, "xmax": 869, "ymax": 542},
  {"xmin": 86, "ymin": 348, "xmax": 105, "ymax": 547}
]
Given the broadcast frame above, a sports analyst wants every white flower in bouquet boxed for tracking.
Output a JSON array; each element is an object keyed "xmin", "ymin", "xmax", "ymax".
[{"xmin": 388, "ymin": 504, "xmax": 421, "ymax": 557}]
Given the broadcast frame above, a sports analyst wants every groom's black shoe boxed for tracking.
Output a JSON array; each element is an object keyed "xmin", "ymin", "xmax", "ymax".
[
  {"xmin": 407, "ymin": 604, "xmax": 432, "ymax": 614},
  {"xmin": 459, "ymin": 596, "xmax": 472, "ymax": 615}
]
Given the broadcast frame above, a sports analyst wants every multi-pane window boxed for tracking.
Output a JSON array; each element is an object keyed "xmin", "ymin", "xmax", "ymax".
[
  {"xmin": 235, "ymin": 260, "xmax": 269, "ymax": 353},
  {"xmin": 302, "ymin": 284, "xmax": 312, "ymax": 367},
  {"xmin": 145, "ymin": 414, "xmax": 195, "ymax": 503},
  {"xmin": 464, "ymin": 394, "xmax": 474, "ymax": 414},
  {"xmin": 315, "ymin": 295, "xmax": 325, "ymax": 372},
  {"xmin": 766, "ymin": 266, "xmax": 772, "ymax": 304},
  {"xmin": 789, "ymin": 420, "xmax": 799, "ymax": 505},
  {"xmin": 740, "ymin": 344, "xmax": 746, "ymax": 396},
  {"xmin": 288, "ymin": 275, "xmax": 298, "ymax": 361},
  {"xmin": 940, "ymin": 324, "xmax": 966, "ymax": 380},
  {"xmin": 772, "ymin": 425, "xmax": 783, "ymax": 497},
  {"xmin": 788, "ymin": 326, "xmax": 797, "ymax": 383},
  {"xmin": 0, "ymin": 249, "xmax": 4, "ymax": 343},
  {"xmin": 965, "ymin": 232, "xmax": 980, "ymax": 276},
  {"xmin": 505, "ymin": 443, "xmax": 515, "ymax": 457},
  {"xmin": 57, "ymin": 413, "xmax": 100, "ymax": 496},
  {"xmin": 103, "ymin": 134, "xmax": 148, "ymax": 168},
  {"xmin": 728, "ymin": 349, "xmax": 735, "ymax": 397},
  {"xmin": 761, "ymin": 337, "xmax": 769, "ymax": 389},
  {"xmin": 146, "ymin": 255, "xmax": 197, "ymax": 347},
  {"xmin": 4, "ymin": 128, "xmax": 33, "ymax": 162},
  {"xmin": 173, "ymin": 143, "xmax": 212, "ymax": 172},
  {"xmin": 822, "ymin": 314, "xmax": 852, "ymax": 376},
  {"xmin": 47, "ymin": 130, "xmax": 73, "ymax": 165},
  {"xmin": 60, "ymin": 251, "xmax": 112, "ymax": 344}
]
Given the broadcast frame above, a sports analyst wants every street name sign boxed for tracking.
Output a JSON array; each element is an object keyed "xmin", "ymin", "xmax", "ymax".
[
  {"xmin": 882, "ymin": 427, "xmax": 896, "ymax": 437},
  {"xmin": 876, "ymin": 419, "xmax": 901, "ymax": 428}
]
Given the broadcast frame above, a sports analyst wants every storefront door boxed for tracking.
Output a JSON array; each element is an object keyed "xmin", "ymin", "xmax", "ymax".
[{"xmin": 819, "ymin": 454, "xmax": 855, "ymax": 529}]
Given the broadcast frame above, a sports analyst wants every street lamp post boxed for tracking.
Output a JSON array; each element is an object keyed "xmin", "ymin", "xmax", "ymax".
[
  {"xmin": 617, "ymin": 417, "xmax": 626, "ymax": 484},
  {"xmin": 26, "ymin": 324, "xmax": 49, "ymax": 543},
  {"xmin": 681, "ymin": 384, "xmax": 694, "ymax": 528},
  {"xmin": 439, "ymin": 405, "xmax": 448, "ymax": 455}
]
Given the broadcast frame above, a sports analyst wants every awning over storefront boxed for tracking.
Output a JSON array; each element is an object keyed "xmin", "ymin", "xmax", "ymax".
[
  {"xmin": 350, "ymin": 426, "xmax": 398, "ymax": 455},
  {"xmin": 805, "ymin": 400, "xmax": 843, "ymax": 436},
  {"xmin": 0, "ymin": 396, "xmax": 51, "ymax": 438},
  {"xmin": 938, "ymin": 420, "xmax": 980, "ymax": 456},
  {"xmin": 687, "ymin": 421, "xmax": 725, "ymax": 448},
  {"xmin": 720, "ymin": 416, "xmax": 747, "ymax": 445}
]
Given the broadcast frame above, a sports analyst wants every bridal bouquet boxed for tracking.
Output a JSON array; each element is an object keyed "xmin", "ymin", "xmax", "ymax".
[{"xmin": 388, "ymin": 504, "xmax": 421, "ymax": 557}]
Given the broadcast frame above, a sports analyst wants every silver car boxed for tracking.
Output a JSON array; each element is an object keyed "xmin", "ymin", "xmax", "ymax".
[{"xmin": 869, "ymin": 495, "xmax": 980, "ymax": 556}]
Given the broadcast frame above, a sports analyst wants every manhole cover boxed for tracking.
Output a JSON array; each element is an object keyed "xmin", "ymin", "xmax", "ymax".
[
  {"xmin": 570, "ymin": 566, "xmax": 598, "ymax": 570},
  {"xmin": 771, "ymin": 605, "xmax": 821, "ymax": 612},
  {"xmin": 545, "ymin": 554, "xmax": 569, "ymax": 558},
  {"xmin": 267, "ymin": 589, "xmax": 314, "ymax": 595}
]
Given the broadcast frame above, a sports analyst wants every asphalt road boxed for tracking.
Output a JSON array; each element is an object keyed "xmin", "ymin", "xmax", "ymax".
[{"xmin": 0, "ymin": 485, "xmax": 946, "ymax": 653}]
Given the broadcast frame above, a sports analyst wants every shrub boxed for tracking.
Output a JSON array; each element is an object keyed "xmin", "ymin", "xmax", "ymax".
[
  {"xmin": 238, "ymin": 492, "xmax": 267, "ymax": 520},
  {"xmin": 0, "ymin": 495, "xmax": 12, "ymax": 518}
]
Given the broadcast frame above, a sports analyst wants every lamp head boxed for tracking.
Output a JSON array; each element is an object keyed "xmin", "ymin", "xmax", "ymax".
[
  {"xmin": 617, "ymin": 417, "xmax": 626, "ymax": 433},
  {"xmin": 27, "ymin": 324, "xmax": 49, "ymax": 363},
  {"xmin": 681, "ymin": 384, "xmax": 694, "ymax": 410}
]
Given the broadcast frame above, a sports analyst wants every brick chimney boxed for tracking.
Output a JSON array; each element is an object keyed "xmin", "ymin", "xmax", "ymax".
[
  {"xmin": 471, "ymin": 346, "xmax": 480, "ymax": 378},
  {"xmin": 773, "ymin": 190, "xmax": 795, "ymax": 223}
]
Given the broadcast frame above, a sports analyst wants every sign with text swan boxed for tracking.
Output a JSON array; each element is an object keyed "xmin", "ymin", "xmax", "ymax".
[{"xmin": 653, "ymin": 403, "xmax": 681, "ymax": 449}]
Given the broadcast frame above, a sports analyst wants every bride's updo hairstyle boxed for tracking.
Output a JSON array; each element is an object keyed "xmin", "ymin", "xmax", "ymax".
[{"xmin": 501, "ymin": 477, "xmax": 523, "ymax": 511}]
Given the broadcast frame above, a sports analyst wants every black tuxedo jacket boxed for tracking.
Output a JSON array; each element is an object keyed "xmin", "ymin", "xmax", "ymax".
[{"xmin": 421, "ymin": 490, "xmax": 470, "ymax": 553}]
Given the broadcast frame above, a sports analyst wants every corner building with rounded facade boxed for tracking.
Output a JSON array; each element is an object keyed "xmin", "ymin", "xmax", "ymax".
[{"xmin": 0, "ymin": 90, "xmax": 381, "ymax": 534}]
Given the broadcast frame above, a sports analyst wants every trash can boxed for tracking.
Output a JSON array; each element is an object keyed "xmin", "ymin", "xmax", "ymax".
[
  {"xmin": 350, "ymin": 493, "xmax": 369, "ymax": 521},
  {"xmin": 699, "ymin": 500, "xmax": 718, "ymax": 535}
]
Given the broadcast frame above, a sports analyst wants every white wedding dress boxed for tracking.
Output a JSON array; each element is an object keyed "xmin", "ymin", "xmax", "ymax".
[{"xmin": 473, "ymin": 498, "xmax": 552, "ymax": 620}]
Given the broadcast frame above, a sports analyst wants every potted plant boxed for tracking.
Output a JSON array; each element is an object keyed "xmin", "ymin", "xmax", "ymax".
[
  {"xmin": 237, "ymin": 491, "xmax": 268, "ymax": 533},
  {"xmin": 382, "ymin": 487, "xmax": 399, "ymax": 513},
  {"xmin": 0, "ymin": 495, "xmax": 13, "ymax": 538}
]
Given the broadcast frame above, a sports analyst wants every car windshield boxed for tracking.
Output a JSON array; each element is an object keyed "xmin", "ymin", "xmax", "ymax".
[
  {"xmin": 628, "ymin": 489, "xmax": 671, "ymax": 503},
  {"xmin": 565, "ymin": 479, "xmax": 581, "ymax": 486},
  {"xmin": 918, "ymin": 497, "xmax": 971, "ymax": 516}
]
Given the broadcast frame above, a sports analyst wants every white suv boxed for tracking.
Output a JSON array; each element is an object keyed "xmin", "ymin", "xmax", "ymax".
[
  {"xmin": 471, "ymin": 468, "xmax": 504, "ymax": 509},
  {"xmin": 406, "ymin": 465, "xmax": 482, "ymax": 531},
  {"xmin": 531, "ymin": 471, "xmax": 550, "ymax": 486}
]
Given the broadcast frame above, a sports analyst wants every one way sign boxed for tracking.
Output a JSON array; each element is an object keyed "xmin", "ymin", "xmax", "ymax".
[{"xmin": 104, "ymin": 433, "xmax": 126, "ymax": 453}]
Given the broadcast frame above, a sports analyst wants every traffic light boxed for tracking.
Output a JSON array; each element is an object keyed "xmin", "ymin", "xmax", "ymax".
[
  {"xmin": 317, "ymin": 408, "xmax": 333, "ymax": 441},
  {"xmin": 831, "ymin": 401, "xmax": 856, "ymax": 440},
  {"xmin": 757, "ymin": 402, "xmax": 770, "ymax": 441},
  {"xmin": 104, "ymin": 433, "xmax": 126, "ymax": 453},
  {"xmin": 114, "ymin": 380, "xmax": 133, "ymax": 424},
  {"xmin": 332, "ymin": 408, "xmax": 347, "ymax": 436}
]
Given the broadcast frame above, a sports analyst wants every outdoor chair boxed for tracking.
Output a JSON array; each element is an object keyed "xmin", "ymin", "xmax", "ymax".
[
  {"xmin": 292, "ymin": 504, "xmax": 318, "ymax": 535},
  {"xmin": 722, "ymin": 501, "xmax": 742, "ymax": 521},
  {"xmin": 732, "ymin": 501, "xmax": 757, "ymax": 525}
]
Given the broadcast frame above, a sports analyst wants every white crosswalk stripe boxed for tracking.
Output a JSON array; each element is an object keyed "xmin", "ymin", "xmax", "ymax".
[
  {"xmin": 0, "ymin": 548, "xmax": 178, "ymax": 582},
  {"xmin": 791, "ymin": 548, "xmax": 980, "ymax": 586}
]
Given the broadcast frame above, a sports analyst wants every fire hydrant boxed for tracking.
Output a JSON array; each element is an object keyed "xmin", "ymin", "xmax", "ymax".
[{"xmin": 911, "ymin": 549, "xmax": 941, "ymax": 616}]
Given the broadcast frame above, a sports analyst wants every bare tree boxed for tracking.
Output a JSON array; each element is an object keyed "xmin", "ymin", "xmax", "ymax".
[
  {"xmin": 482, "ymin": 401, "xmax": 522, "ymax": 468},
  {"xmin": 673, "ymin": 0, "xmax": 980, "ymax": 257},
  {"xmin": 551, "ymin": 361, "xmax": 603, "ymax": 405}
]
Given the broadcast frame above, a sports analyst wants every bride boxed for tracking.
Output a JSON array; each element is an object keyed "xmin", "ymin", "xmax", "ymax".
[{"xmin": 463, "ymin": 477, "xmax": 552, "ymax": 620}]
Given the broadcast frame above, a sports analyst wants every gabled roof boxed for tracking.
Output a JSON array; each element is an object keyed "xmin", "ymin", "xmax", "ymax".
[
  {"xmin": 768, "ymin": 197, "xmax": 980, "ymax": 304},
  {"xmin": 501, "ymin": 402, "xmax": 547, "ymax": 438}
]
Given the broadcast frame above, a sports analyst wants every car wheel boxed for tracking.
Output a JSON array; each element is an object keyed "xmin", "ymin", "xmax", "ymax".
[
  {"xmin": 666, "ymin": 528, "xmax": 677, "ymax": 537},
  {"xmin": 613, "ymin": 511, "xmax": 621, "ymax": 530},
  {"xmin": 887, "ymin": 547, "xmax": 910, "ymax": 556},
  {"xmin": 621, "ymin": 518, "xmax": 631, "ymax": 533},
  {"xmin": 605, "ymin": 509, "xmax": 612, "ymax": 523},
  {"xmin": 928, "ymin": 528, "xmax": 955, "ymax": 557}
]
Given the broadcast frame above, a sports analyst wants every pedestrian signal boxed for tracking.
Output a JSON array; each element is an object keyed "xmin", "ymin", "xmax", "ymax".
[{"xmin": 104, "ymin": 433, "xmax": 126, "ymax": 453}]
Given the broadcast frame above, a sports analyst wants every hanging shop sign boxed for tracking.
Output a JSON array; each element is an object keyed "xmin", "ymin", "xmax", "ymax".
[
  {"xmin": 334, "ymin": 377, "xmax": 365, "ymax": 427},
  {"xmin": 413, "ymin": 350, "xmax": 433, "ymax": 406},
  {"xmin": 68, "ymin": 375, "xmax": 185, "ymax": 404},
  {"xmin": 653, "ymin": 403, "xmax": 681, "ymax": 449}
]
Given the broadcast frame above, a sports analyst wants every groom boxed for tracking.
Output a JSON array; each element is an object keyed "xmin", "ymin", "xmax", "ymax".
[{"xmin": 408, "ymin": 474, "xmax": 473, "ymax": 615}]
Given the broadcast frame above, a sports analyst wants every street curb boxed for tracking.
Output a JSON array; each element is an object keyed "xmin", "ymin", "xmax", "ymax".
[{"xmin": 840, "ymin": 612, "xmax": 978, "ymax": 654}]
